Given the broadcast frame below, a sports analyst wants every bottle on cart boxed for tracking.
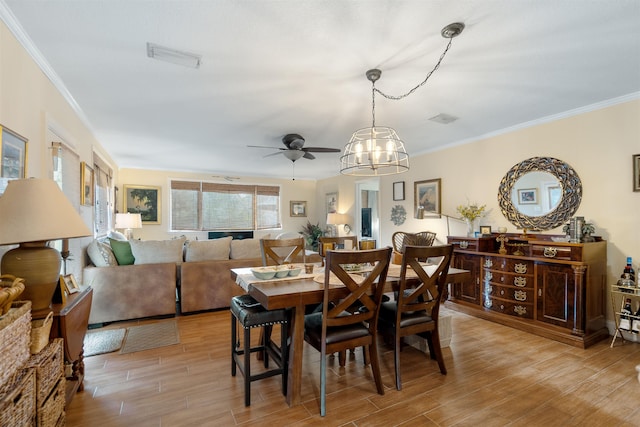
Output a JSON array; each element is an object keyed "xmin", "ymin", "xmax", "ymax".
[
  {"xmin": 632, "ymin": 303, "xmax": 640, "ymax": 334},
  {"xmin": 621, "ymin": 257, "xmax": 635, "ymax": 284},
  {"xmin": 620, "ymin": 298, "xmax": 633, "ymax": 331}
]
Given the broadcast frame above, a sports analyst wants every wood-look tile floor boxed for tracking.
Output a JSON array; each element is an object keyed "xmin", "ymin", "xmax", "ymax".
[{"xmin": 67, "ymin": 309, "xmax": 640, "ymax": 426}]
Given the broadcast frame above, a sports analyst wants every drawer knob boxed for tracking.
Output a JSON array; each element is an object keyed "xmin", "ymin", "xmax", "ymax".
[
  {"xmin": 514, "ymin": 305, "xmax": 527, "ymax": 316},
  {"xmin": 514, "ymin": 290, "xmax": 527, "ymax": 301},
  {"xmin": 543, "ymin": 247, "xmax": 558, "ymax": 258},
  {"xmin": 514, "ymin": 277, "xmax": 527, "ymax": 287},
  {"xmin": 514, "ymin": 263, "xmax": 528, "ymax": 274}
]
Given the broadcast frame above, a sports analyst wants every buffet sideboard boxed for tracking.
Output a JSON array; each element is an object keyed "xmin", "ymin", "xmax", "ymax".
[{"xmin": 446, "ymin": 234, "xmax": 608, "ymax": 348}]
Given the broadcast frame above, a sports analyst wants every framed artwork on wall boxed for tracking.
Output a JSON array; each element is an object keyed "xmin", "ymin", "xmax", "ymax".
[
  {"xmin": 0, "ymin": 125, "xmax": 28, "ymax": 195},
  {"xmin": 123, "ymin": 184, "xmax": 161, "ymax": 224},
  {"xmin": 517, "ymin": 188, "xmax": 537, "ymax": 204},
  {"xmin": 414, "ymin": 178, "xmax": 441, "ymax": 217},
  {"xmin": 80, "ymin": 161, "xmax": 94, "ymax": 206},
  {"xmin": 393, "ymin": 181, "xmax": 405, "ymax": 201},
  {"xmin": 325, "ymin": 192, "xmax": 338, "ymax": 217},
  {"xmin": 290, "ymin": 200, "xmax": 307, "ymax": 217},
  {"xmin": 633, "ymin": 154, "xmax": 640, "ymax": 192}
]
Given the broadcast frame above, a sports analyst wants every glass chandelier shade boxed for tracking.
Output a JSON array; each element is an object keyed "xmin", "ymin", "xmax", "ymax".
[{"xmin": 340, "ymin": 126, "xmax": 409, "ymax": 176}]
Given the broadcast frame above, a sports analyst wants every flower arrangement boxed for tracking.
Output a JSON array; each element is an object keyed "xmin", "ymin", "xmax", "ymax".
[{"xmin": 456, "ymin": 203, "xmax": 486, "ymax": 222}]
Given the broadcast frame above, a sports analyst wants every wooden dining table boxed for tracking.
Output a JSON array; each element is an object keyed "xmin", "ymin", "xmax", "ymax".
[{"xmin": 230, "ymin": 264, "xmax": 470, "ymax": 406}]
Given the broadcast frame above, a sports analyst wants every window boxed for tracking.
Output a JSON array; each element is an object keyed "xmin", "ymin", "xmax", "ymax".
[
  {"xmin": 171, "ymin": 181, "xmax": 280, "ymax": 231},
  {"xmin": 93, "ymin": 154, "xmax": 113, "ymax": 237}
]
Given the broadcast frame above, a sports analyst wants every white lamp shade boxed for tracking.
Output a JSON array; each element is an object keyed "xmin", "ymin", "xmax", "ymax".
[
  {"xmin": 326, "ymin": 213, "xmax": 350, "ymax": 225},
  {"xmin": 115, "ymin": 213, "xmax": 143, "ymax": 229},
  {"xmin": 0, "ymin": 178, "xmax": 91, "ymax": 245}
]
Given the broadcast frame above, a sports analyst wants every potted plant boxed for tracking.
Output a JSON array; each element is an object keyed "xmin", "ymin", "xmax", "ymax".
[{"xmin": 301, "ymin": 221, "xmax": 323, "ymax": 251}]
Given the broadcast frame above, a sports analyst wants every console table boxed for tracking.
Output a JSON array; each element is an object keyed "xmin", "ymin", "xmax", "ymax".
[
  {"xmin": 446, "ymin": 234, "xmax": 608, "ymax": 348},
  {"xmin": 50, "ymin": 286, "xmax": 92, "ymax": 405}
]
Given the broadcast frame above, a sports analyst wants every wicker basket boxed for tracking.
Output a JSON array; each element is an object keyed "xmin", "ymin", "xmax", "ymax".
[
  {"xmin": 0, "ymin": 275, "xmax": 25, "ymax": 316},
  {"xmin": 0, "ymin": 368, "xmax": 36, "ymax": 427},
  {"xmin": 26, "ymin": 339, "xmax": 63, "ymax": 407},
  {"xmin": 37, "ymin": 377, "xmax": 65, "ymax": 427},
  {"xmin": 0, "ymin": 301, "xmax": 32, "ymax": 387},
  {"xmin": 30, "ymin": 312, "xmax": 54, "ymax": 355}
]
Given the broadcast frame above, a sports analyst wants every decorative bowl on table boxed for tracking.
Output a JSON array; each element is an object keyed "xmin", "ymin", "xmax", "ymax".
[
  {"xmin": 287, "ymin": 267, "xmax": 302, "ymax": 277},
  {"xmin": 251, "ymin": 267, "xmax": 276, "ymax": 280},
  {"xmin": 274, "ymin": 266, "xmax": 290, "ymax": 278}
]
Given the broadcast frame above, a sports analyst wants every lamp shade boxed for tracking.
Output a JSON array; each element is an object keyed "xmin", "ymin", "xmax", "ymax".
[
  {"xmin": 340, "ymin": 127, "xmax": 409, "ymax": 176},
  {"xmin": 326, "ymin": 213, "xmax": 350, "ymax": 225},
  {"xmin": 0, "ymin": 178, "xmax": 91, "ymax": 317},
  {"xmin": 115, "ymin": 213, "xmax": 143, "ymax": 230},
  {"xmin": 0, "ymin": 178, "xmax": 91, "ymax": 245}
]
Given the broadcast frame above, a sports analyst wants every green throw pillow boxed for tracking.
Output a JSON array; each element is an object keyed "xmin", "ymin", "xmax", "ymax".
[{"xmin": 109, "ymin": 239, "xmax": 135, "ymax": 265}]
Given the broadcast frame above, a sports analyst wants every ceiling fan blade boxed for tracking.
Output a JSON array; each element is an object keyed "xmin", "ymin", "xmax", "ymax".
[
  {"xmin": 263, "ymin": 151, "xmax": 285, "ymax": 158},
  {"xmin": 303, "ymin": 152, "xmax": 316, "ymax": 160},
  {"xmin": 247, "ymin": 145, "xmax": 284, "ymax": 150},
  {"xmin": 302, "ymin": 147, "xmax": 341, "ymax": 153}
]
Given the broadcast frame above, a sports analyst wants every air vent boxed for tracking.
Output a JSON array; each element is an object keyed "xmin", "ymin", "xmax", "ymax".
[
  {"xmin": 146, "ymin": 42, "xmax": 201, "ymax": 69},
  {"xmin": 428, "ymin": 113, "xmax": 459, "ymax": 124}
]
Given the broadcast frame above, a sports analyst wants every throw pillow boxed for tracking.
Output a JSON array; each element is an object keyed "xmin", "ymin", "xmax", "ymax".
[
  {"xmin": 109, "ymin": 239, "xmax": 135, "ymax": 265},
  {"xmin": 129, "ymin": 236, "xmax": 186, "ymax": 265},
  {"xmin": 184, "ymin": 236, "xmax": 232, "ymax": 262},
  {"xmin": 87, "ymin": 240, "xmax": 117, "ymax": 267},
  {"xmin": 107, "ymin": 230, "xmax": 128, "ymax": 241},
  {"xmin": 229, "ymin": 234, "xmax": 270, "ymax": 260}
]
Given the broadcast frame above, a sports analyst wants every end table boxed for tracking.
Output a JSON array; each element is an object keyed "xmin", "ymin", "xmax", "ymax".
[{"xmin": 50, "ymin": 286, "xmax": 93, "ymax": 405}]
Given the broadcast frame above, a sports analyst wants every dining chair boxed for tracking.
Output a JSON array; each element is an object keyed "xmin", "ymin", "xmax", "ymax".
[
  {"xmin": 304, "ymin": 247, "xmax": 392, "ymax": 416},
  {"xmin": 391, "ymin": 231, "xmax": 437, "ymax": 263},
  {"xmin": 261, "ymin": 237, "xmax": 305, "ymax": 265},
  {"xmin": 378, "ymin": 244, "xmax": 453, "ymax": 390}
]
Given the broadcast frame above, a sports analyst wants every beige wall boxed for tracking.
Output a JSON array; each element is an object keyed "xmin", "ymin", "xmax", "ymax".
[
  {"xmin": 118, "ymin": 168, "xmax": 317, "ymax": 241},
  {"xmin": 318, "ymin": 98, "xmax": 640, "ymax": 328}
]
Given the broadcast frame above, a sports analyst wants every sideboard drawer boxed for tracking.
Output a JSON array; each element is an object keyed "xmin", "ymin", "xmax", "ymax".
[
  {"xmin": 483, "ymin": 295, "xmax": 534, "ymax": 319},
  {"xmin": 530, "ymin": 244, "xmax": 582, "ymax": 261}
]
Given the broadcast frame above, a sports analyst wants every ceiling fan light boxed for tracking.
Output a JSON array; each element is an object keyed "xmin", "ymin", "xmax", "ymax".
[
  {"xmin": 340, "ymin": 126, "xmax": 409, "ymax": 176},
  {"xmin": 283, "ymin": 150, "xmax": 305, "ymax": 162}
]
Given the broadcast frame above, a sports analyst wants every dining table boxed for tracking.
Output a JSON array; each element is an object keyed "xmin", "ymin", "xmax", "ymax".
[{"xmin": 230, "ymin": 263, "xmax": 471, "ymax": 406}]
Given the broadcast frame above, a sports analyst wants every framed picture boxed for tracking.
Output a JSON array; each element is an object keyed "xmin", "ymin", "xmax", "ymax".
[
  {"xmin": 61, "ymin": 274, "xmax": 80, "ymax": 294},
  {"xmin": 480, "ymin": 225, "xmax": 492, "ymax": 236},
  {"xmin": 326, "ymin": 192, "xmax": 338, "ymax": 217},
  {"xmin": 80, "ymin": 161, "xmax": 94, "ymax": 206},
  {"xmin": 290, "ymin": 200, "xmax": 307, "ymax": 217},
  {"xmin": 393, "ymin": 181, "xmax": 405, "ymax": 201},
  {"xmin": 0, "ymin": 125, "xmax": 28, "ymax": 195},
  {"xmin": 53, "ymin": 276, "xmax": 67, "ymax": 304},
  {"xmin": 517, "ymin": 188, "xmax": 537, "ymax": 204},
  {"xmin": 414, "ymin": 178, "xmax": 441, "ymax": 217},
  {"xmin": 124, "ymin": 184, "xmax": 161, "ymax": 224},
  {"xmin": 633, "ymin": 154, "xmax": 640, "ymax": 192}
]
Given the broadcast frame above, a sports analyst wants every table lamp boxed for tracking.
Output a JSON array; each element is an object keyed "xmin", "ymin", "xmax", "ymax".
[
  {"xmin": 326, "ymin": 213, "xmax": 351, "ymax": 237},
  {"xmin": 0, "ymin": 178, "xmax": 92, "ymax": 317},
  {"xmin": 114, "ymin": 212, "xmax": 142, "ymax": 240}
]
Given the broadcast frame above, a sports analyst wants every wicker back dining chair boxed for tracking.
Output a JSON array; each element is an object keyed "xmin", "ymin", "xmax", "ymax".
[
  {"xmin": 304, "ymin": 247, "xmax": 392, "ymax": 416},
  {"xmin": 378, "ymin": 244, "xmax": 453, "ymax": 390}
]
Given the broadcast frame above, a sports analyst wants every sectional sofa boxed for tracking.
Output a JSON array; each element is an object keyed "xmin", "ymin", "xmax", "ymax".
[{"xmin": 83, "ymin": 235, "xmax": 319, "ymax": 325}]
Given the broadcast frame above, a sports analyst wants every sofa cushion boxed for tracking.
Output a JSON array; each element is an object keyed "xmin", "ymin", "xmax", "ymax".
[
  {"xmin": 108, "ymin": 230, "xmax": 128, "ymax": 241},
  {"xmin": 130, "ymin": 237, "xmax": 186, "ymax": 265},
  {"xmin": 87, "ymin": 240, "xmax": 117, "ymax": 267},
  {"xmin": 109, "ymin": 239, "xmax": 135, "ymax": 265},
  {"xmin": 184, "ymin": 236, "xmax": 232, "ymax": 262},
  {"xmin": 230, "ymin": 235, "xmax": 270, "ymax": 260}
]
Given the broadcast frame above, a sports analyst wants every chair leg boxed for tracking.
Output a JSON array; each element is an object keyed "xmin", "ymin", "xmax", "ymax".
[
  {"xmin": 231, "ymin": 313, "xmax": 237, "ymax": 377},
  {"xmin": 262, "ymin": 325, "xmax": 272, "ymax": 368},
  {"xmin": 338, "ymin": 350, "xmax": 346, "ymax": 367},
  {"xmin": 394, "ymin": 332, "xmax": 402, "ymax": 391},
  {"xmin": 427, "ymin": 330, "xmax": 447, "ymax": 375},
  {"xmin": 369, "ymin": 338, "xmax": 384, "ymax": 395},
  {"xmin": 280, "ymin": 321, "xmax": 288, "ymax": 396},
  {"xmin": 320, "ymin": 350, "xmax": 327, "ymax": 417},
  {"xmin": 243, "ymin": 326, "xmax": 251, "ymax": 406}
]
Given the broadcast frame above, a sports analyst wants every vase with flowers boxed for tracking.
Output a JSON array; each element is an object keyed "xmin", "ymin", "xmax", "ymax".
[{"xmin": 457, "ymin": 203, "xmax": 486, "ymax": 237}]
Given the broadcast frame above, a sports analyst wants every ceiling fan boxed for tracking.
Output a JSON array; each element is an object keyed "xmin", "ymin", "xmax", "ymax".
[{"xmin": 248, "ymin": 133, "xmax": 341, "ymax": 162}]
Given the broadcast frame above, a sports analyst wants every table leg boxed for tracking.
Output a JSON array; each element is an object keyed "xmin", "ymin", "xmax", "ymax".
[{"xmin": 286, "ymin": 304, "xmax": 305, "ymax": 406}]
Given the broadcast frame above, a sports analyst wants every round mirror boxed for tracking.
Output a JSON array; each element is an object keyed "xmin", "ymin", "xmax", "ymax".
[{"xmin": 498, "ymin": 157, "xmax": 582, "ymax": 231}]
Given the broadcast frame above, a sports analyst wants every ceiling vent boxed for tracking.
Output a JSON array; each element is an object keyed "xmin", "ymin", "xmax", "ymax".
[
  {"xmin": 146, "ymin": 42, "xmax": 201, "ymax": 69},
  {"xmin": 428, "ymin": 113, "xmax": 459, "ymax": 124}
]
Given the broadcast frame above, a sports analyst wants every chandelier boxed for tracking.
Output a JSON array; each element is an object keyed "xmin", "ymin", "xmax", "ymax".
[{"xmin": 340, "ymin": 22, "xmax": 465, "ymax": 176}]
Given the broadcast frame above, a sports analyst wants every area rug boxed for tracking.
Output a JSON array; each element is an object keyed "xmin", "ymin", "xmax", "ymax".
[
  {"xmin": 120, "ymin": 320, "xmax": 180, "ymax": 354},
  {"xmin": 84, "ymin": 328, "xmax": 126, "ymax": 357}
]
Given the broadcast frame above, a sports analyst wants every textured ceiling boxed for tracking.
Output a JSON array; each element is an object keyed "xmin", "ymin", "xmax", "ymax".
[{"xmin": 2, "ymin": 0, "xmax": 640, "ymax": 180}]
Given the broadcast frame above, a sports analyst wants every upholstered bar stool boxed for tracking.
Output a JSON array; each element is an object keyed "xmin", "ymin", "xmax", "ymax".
[{"xmin": 231, "ymin": 294, "xmax": 289, "ymax": 406}]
